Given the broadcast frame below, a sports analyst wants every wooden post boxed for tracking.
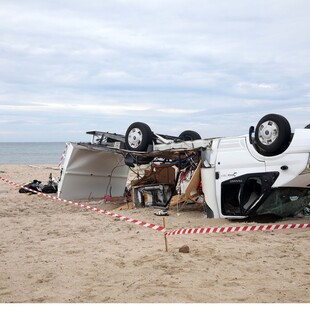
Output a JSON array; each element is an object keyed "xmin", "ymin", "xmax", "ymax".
[
  {"xmin": 88, "ymin": 192, "xmax": 92, "ymax": 201},
  {"xmin": 163, "ymin": 217, "xmax": 168, "ymax": 252}
]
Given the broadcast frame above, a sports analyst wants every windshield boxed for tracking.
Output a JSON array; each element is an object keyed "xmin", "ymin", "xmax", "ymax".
[{"xmin": 252, "ymin": 187, "xmax": 310, "ymax": 217}]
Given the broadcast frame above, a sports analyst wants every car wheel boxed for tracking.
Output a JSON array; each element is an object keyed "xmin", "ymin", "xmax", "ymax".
[
  {"xmin": 179, "ymin": 130, "xmax": 201, "ymax": 141},
  {"xmin": 305, "ymin": 124, "xmax": 310, "ymax": 129},
  {"xmin": 125, "ymin": 122, "xmax": 153, "ymax": 151},
  {"xmin": 254, "ymin": 114, "xmax": 291, "ymax": 156}
]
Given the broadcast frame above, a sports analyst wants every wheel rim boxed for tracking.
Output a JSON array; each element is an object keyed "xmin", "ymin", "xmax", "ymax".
[
  {"xmin": 127, "ymin": 128, "xmax": 143, "ymax": 149},
  {"xmin": 258, "ymin": 120, "xmax": 279, "ymax": 145}
]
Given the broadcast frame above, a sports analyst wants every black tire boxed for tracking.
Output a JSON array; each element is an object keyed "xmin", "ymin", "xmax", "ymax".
[
  {"xmin": 254, "ymin": 114, "xmax": 291, "ymax": 156},
  {"xmin": 125, "ymin": 122, "xmax": 153, "ymax": 151},
  {"xmin": 179, "ymin": 130, "xmax": 201, "ymax": 141},
  {"xmin": 305, "ymin": 124, "xmax": 310, "ymax": 129}
]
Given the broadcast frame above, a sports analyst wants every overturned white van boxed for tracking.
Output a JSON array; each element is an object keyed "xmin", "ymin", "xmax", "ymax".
[{"xmin": 58, "ymin": 114, "xmax": 310, "ymax": 219}]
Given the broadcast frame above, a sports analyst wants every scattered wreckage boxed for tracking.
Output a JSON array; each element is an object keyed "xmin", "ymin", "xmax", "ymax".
[{"xmin": 58, "ymin": 114, "xmax": 310, "ymax": 219}]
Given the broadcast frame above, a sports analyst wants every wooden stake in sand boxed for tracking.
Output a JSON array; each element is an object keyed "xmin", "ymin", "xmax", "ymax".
[
  {"xmin": 163, "ymin": 217, "xmax": 168, "ymax": 252},
  {"xmin": 87, "ymin": 192, "xmax": 92, "ymax": 201}
]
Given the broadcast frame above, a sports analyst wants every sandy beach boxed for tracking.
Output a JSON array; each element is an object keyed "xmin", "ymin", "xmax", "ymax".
[{"xmin": 0, "ymin": 164, "xmax": 309, "ymax": 303}]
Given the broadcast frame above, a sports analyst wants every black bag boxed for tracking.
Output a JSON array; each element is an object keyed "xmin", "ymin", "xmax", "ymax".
[
  {"xmin": 19, "ymin": 173, "xmax": 58, "ymax": 195},
  {"xmin": 19, "ymin": 180, "xmax": 43, "ymax": 194},
  {"xmin": 42, "ymin": 182, "xmax": 58, "ymax": 193}
]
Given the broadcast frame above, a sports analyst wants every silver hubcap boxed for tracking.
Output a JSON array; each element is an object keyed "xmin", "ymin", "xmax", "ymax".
[
  {"xmin": 258, "ymin": 120, "xmax": 279, "ymax": 145},
  {"xmin": 128, "ymin": 128, "xmax": 143, "ymax": 148}
]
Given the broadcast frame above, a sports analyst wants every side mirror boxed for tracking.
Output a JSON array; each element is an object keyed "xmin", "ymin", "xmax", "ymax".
[
  {"xmin": 124, "ymin": 154, "xmax": 135, "ymax": 167},
  {"xmin": 249, "ymin": 126, "xmax": 255, "ymax": 144}
]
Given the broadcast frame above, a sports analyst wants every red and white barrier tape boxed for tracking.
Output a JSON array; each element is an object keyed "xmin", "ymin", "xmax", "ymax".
[
  {"xmin": 0, "ymin": 176, "xmax": 166, "ymax": 233},
  {"xmin": 164, "ymin": 223, "xmax": 310, "ymax": 236},
  {"xmin": 1, "ymin": 175, "xmax": 309, "ymax": 236}
]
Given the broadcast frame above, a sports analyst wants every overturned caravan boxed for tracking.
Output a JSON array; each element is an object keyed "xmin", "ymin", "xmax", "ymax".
[
  {"xmin": 58, "ymin": 114, "xmax": 310, "ymax": 219},
  {"xmin": 58, "ymin": 142, "xmax": 129, "ymax": 201}
]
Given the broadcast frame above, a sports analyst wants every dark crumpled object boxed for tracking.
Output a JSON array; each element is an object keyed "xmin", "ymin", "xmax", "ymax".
[{"xmin": 19, "ymin": 179, "xmax": 58, "ymax": 194}]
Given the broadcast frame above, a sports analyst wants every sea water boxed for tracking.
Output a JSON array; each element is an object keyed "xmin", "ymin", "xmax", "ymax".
[{"xmin": 0, "ymin": 142, "xmax": 67, "ymax": 164}]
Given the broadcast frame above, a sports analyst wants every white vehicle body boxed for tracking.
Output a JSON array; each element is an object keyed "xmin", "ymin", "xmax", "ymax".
[
  {"xmin": 199, "ymin": 129, "xmax": 310, "ymax": 218},
  {"xmin": 58, "ymin": 115, "xmax": 310, "ymax": 219}
]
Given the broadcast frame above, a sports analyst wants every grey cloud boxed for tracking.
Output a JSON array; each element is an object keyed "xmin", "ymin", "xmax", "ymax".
[{"xmin": 0, "ymin": 0, "xmax": 309, "ymax": 141}]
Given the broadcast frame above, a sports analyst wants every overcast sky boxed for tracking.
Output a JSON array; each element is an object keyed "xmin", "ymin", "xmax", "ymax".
[{"xmin": 0, "ymin": 0, "xmax": 309, "ymax": 142}]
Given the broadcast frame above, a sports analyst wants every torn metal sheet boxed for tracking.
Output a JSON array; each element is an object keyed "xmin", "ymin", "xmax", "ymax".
[{"xmin": 58, "ymin": 143, "xmax": 129, "ymax": 201}]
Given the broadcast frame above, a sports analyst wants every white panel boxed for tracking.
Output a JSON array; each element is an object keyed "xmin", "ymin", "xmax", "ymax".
[
  {"xmin": 201, "ymin": 168, "xmax": 220, "ymax": 218},
  {"xmin": 58, "ymin": 143, "xmax": 129, "ymax": 200}
]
